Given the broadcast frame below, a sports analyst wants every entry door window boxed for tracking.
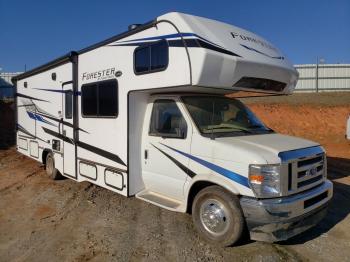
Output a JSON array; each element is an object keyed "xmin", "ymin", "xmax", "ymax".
[
  {"xmin": 65, "ymin": 90, "xmax": 73, "ymax": 119},
  {"xmin": 149, "ymin": 99, "xmax": 187, "ymax": 138}
]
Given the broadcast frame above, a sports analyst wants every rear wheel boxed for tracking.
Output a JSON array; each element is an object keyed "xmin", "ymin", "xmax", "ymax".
[
  {"xmin": 192, "ymin": 185, "xmax": 245, "ymax": 247},
  {"xmin": 45, "ymin": 152, "xmax": 62, "ymax": 180}
]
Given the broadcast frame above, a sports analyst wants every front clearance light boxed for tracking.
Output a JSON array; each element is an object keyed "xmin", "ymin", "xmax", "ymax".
[{"xmin": 249, "ymin": 164, "xmax": 281, "ymax": 198}]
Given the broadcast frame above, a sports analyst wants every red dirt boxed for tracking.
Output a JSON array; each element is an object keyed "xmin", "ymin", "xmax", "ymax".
[
  {"xmin": 1, "ymin": 97, "xmax": 350, "ymax": 261},
  {"xmin": 250, "ymin": 104, "xmax": 350, "ymax": 159}
]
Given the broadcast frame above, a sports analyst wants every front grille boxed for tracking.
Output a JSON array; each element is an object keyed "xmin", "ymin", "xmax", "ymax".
[
  {"xmin": 297, "ymin": 156, "xmax": 323, "ymax": 168},
  {"xmin": 304, "ymin": 191, "xmax": 328, "ymax": 209},
  {"xmin": 297, "ymin": 174, "xmax": 323, "ymax": 188},
  {"xmin": 298, "ymin": 165, "xmax": 323, "ymax": 178},
  {"xmin": 280, "ymin": 147, "xmax": 326, "ymax": 195}
]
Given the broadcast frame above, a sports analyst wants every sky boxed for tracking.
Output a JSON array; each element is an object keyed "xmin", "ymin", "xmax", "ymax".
[{"xmin": 1, "ymin": 0, "xmax": 349, "ymax": 72}]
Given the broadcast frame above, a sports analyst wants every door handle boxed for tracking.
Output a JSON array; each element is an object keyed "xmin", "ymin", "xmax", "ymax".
[{"xmin": 144, "ymin": 150, "xmax": 148, "ymax": 159}]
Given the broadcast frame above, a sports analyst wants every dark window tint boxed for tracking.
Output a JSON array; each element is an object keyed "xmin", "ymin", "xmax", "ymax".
[
  {"xmin": 99, "ymin": 81, "xmax": 118, "ymax": 116},
  {"xmin": 151, "ymin": 40, "xmax": 168, "ymax": 70},
  {"xmin": 149, "ymin": 99, "xmax": 187, "ymax": 138},
  {"xmin": 134, "ymin": 40, "xmax": 168, "ymax": 74},
  {"xmin": 82, "ymin": 84, "xmax": 98, "ymax": 116},
  {"xmin": 135, "ymin": 47, "xmax": 149, "ymax": 72},
  {"xmin": 65, "ymin": 90, "xmax": 73, "ymax": 119},
  {"xmin": 81, "ymin": 79, "xmax": 118, "ymax": 117}
]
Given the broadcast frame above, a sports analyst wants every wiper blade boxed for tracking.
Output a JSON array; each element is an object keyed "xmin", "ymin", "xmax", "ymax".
[
  {"xmin": 230, "ymin": 128, "xmax": 253, "ymax": 134},
  {"xmin": 248, "ymin": 124, "xmax": 275, "ymax": 132},
  {"xmin": 206, "ymin": 126, "xmax": 235, "ymax": 130},
  {"xmin": 204, "ymin": 126, "xmax": 253, "ymax": 134}
]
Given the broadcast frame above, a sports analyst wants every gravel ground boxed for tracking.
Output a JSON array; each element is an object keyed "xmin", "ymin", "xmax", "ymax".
[
  {"xmin": 1, "ymin": 95, "xmax": 350, "ymax": 261},
  {"xmin": 0, "ymin": 148, "xmax": 349, "ymax": 262}
]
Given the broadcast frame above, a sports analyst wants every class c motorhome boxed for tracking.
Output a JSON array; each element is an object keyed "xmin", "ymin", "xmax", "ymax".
[{"xmin": 12, "ymin": 12, "xmax": 333, "ymax": 246}]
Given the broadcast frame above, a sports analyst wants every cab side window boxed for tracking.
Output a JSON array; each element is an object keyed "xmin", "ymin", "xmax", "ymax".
[{"xmin": 149, "ymin": 99, "xmax": 187, "ymax": 138}]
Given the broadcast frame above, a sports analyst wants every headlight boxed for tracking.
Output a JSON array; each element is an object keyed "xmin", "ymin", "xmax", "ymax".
[{"xmin": 249, "ymin": 164, "xmax": 281, "ymax": 198}]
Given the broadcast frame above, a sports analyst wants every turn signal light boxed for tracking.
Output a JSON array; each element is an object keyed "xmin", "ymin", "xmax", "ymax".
[{"xmin": 249, "ymin": 175, "xmax": 264, "ymax": 184}]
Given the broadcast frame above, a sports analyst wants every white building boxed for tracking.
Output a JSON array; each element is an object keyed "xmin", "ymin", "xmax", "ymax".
[{"xmin": 294, "ymin": 64, "xmax": 350, "ymax": 92}]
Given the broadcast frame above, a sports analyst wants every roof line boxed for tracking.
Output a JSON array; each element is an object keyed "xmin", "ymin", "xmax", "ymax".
[{"xmin": 12, "ymin": 19, "xmax": 156, "ymax": 83}]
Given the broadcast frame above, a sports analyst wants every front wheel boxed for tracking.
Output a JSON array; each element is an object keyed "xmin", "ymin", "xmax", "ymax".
[{"xmin": 192, "ymin": 185, "xmax": 245, "ymax": 247}]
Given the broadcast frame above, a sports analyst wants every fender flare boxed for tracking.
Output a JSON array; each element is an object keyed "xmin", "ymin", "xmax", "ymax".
[{"xmin": 184, "ymin": 174, "xmax": 242, "ymax": 213}]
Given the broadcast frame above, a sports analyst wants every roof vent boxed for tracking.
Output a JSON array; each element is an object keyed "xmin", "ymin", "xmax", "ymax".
[{"xmin": 128, "ymin": 24, "xmax": 142, "ymax": 31}]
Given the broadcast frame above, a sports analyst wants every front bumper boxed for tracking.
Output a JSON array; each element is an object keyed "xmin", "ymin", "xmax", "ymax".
[{"xmin": 240, "ymin": 180, "xmax": 333, "ymax": 242}]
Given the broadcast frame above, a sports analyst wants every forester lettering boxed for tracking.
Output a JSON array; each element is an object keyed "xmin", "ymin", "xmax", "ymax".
[
  {"xmin": 231, "ymin": 32, "xmax": 277, "ymax": 51},
  {"xmin": 82, "ymin": 68, "xmax": 116, "ymax": 81}
]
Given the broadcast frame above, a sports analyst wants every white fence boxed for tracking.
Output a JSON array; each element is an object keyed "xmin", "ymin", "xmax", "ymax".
[{"xmin": 294, "ymin": 64, "xmax": 350, "ymax": 92}]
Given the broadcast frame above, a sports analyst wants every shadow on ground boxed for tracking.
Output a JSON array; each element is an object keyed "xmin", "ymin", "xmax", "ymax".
[
  {"xmin": 280, "ymin": 156, "xmax": 350, "ymax": 245},
  {"xmin": 0, "ymin": 100, "xmax": 15, "ymax": 150}
]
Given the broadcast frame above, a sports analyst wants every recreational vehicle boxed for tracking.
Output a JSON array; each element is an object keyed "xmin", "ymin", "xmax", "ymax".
[{"xmin": 12, "ymin": 12, "xmax": 333, "ymax": 246}]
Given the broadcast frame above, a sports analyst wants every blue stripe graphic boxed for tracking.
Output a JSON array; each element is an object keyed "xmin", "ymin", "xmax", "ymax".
[
  {"xmin": 27, "ymin": 112, "xmax": 36, "ymax": 120},
  {"xmin": 118, "ymin": 32, "xmax": 194, "ymax": 42},
  {"xmin": 27, "ymin": 112, "xmax": 56, "ymax": 126},
  {"xmin": 160, "ymin": 143, "xmax": 250, "ymax": 188},
  {"xmin": 117, "ymin": 32, "xmax": 222, "ymax": 48}
]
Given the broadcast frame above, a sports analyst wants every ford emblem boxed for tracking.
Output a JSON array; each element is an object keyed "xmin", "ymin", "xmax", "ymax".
[{"xmin": 306, "ymin": 167, "xmax": 318, "ymax": 176}]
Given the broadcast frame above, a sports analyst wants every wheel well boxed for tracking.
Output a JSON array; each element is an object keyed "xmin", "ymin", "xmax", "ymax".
[
  {"xmin": 186, "ymin": 181, "xmax": 217, "ymax": 214},
  {"xmin": 42, "ymin": 149, "xmax": 52, "ymax": 166}
]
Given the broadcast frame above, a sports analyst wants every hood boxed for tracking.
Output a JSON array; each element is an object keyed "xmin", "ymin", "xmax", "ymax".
[{"xmin": 213, "ymin": 133, "xmax": 320, "ymax": 164}]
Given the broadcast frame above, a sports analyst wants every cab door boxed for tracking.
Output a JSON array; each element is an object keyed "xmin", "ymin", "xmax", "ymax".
[{"xmin": 141, "ymin": 98, "xmax": 192, "ymax": 201}]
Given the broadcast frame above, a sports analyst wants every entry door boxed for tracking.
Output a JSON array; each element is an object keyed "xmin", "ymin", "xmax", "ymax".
[
  {"xmin": 142, "ymin": 99, "xmax": 192, "ymax": 200},
  {"xmin": 62, "ymin": 83, "xmax": 76, "ymax": 178}
]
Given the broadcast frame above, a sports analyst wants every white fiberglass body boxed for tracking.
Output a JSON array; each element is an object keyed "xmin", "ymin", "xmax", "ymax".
[{"xmin": 13, "ymin": 12, "xmax": 332, "ymax": 244}]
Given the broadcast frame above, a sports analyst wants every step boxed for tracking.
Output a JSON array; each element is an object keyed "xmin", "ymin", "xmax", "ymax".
[{"xmin": 136, "ymin": 190, "xmax": 183, "ymax": 211}]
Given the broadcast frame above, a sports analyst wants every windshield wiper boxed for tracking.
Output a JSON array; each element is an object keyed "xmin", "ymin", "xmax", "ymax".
[
  {"xmin": 205, "ymin": 126, "xmax": 253, "ymax": 134},
  {"xmin": 248, "ymin": 124, "xmax": 275, "ymax": 133}
]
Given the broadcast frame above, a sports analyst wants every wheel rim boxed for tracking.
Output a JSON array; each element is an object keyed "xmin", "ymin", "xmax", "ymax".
[
  {"xmin": 47, "ymin": 156, "xmax": 54, "ymax": 175},
  {"xmin": 199, "ymin": 199, "xmax": 230, "ymax": 236}
]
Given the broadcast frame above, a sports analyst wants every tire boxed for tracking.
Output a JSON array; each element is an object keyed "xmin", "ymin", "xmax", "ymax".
[
  {"xmin": 45, "ymin": 152, "xmax": 62, "ymax": 180},
  {"xmin": 192, "ymin": 185, "xmax": 245, "ymax": 247}
]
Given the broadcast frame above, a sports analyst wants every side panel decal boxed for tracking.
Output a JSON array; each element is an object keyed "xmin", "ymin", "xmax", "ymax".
[
  {"xmin": 27, "ymin": 111, "xmax": 57, "ymax": 127},
  {"xmin": 42, "ymin": 127, "xmax": 126, "ymax": 167},
  {"xmin": 240, "ymin": 44, "xmax": 284, "ymax": 60},
  {"xmin": 151, "ymin": 143, "xmax": 197, "ymax": 178},
  {"xmin": 17, "ymin": 124, "xmax": 48, "ymax": 143},
  {"xmin": 108, "ymin": 32, "xmax": 241, "ymax": 58},
  {"xmin": 16, "ymin": 93, "xmax": 49, "ymax": 102},
  {"xmin": 160, "ymin": 143, "xmax": 249, "ymax": 188}
]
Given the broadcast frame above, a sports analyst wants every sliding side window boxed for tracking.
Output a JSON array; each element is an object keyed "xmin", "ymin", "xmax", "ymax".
[
  {"xmin": 134, "ymin": 40, "xmax": 169, "ymax": 74},
  {"xmin": 81, "ymin": 79, "xmax": 118, "ymax": 118}
]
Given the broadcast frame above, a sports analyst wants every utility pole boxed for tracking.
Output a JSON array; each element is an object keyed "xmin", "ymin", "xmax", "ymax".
[{"xmin": 315, "ymin": 57, "xmax": 319, "ymax": 93}]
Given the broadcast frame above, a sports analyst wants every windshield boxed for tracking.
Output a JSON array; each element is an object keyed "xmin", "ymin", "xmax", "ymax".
[{"xmin": 182, "ymin": 96, "xmax": 272, "ymax": 137}]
